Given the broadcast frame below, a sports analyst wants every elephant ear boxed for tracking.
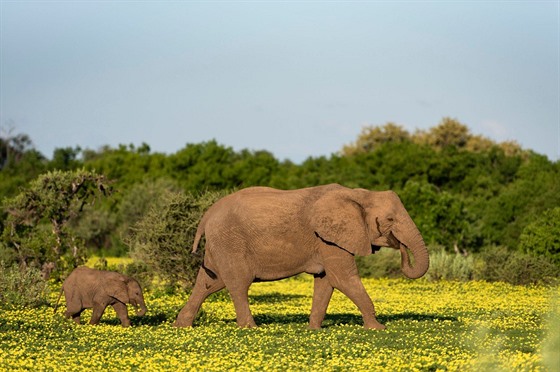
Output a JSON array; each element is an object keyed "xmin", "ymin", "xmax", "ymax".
[
  {"xmin": 310, "ymin": 191, "xmax": 371, "ymax": 256},
  {"xmin": 108, "ymin": 278, "xmax": 129, "ymax": 304}
]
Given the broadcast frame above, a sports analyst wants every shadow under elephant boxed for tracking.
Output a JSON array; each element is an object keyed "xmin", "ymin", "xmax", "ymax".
[{"xmin": 226, "ymin": 312, "xmax": 458, "ymax": 328}]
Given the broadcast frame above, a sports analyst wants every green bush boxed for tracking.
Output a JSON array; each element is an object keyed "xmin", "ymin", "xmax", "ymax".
[
  {"xmin": 425, "ymin": 247, "xmax": 475, "ymax": 282},
  {"xmin": 125, "ymin": 189, "xmax": 227, "ymax": 290},
  {"xmin": 474, "ymin": 246, "xmax": 559, "ymax": 285},
  {"xmin": 0, "ymin": 264, "xmax": 49, "ymax": 308}
]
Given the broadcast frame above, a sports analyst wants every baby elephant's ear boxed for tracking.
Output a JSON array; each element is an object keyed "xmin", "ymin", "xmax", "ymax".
[
  {"xmin": 108, "ymin": 279, "xmax": 129, "ymax": 304},
  {"xmin": 310, "ymin": 191, "xmax": 371, "ymax": 256}
]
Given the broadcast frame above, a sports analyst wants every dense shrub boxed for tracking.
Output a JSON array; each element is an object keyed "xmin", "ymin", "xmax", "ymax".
[
  {"xmin": 126, "ymin": 189, "xmax": 227, "ymax": 289},
  {"xmin": 0, "ymin": 264, "xmax": 49, "ymax": 308},
  {"xmin": 474, "ymin": 246, "xmax": 559, "ymax": 285}
]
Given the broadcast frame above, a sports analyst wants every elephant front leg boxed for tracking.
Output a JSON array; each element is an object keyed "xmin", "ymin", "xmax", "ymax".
[
  {"xmin": 112, "ymin": 302, "xmax": 131, "ymax": 327},
  {"xmin": 336, "ymin": 276, "xmax": 386, "ymax": 330},
  {"xmin": 322, "ymin": 246, "xmax": 386, "ymax": 330},
  {"xmin": 309, "ymin": 273, "xmax": 334, "ymax": 329}
]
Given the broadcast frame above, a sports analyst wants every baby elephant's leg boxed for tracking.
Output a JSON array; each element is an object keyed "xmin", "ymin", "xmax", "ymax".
[{"xmin": 112, "ymin": 302, "xmax": 131, "ymax": 327}]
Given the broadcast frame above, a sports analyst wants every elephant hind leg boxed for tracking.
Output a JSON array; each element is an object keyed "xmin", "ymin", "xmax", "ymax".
[
  {"xmin": 309, "ymin": 273, "xmax": 334, "ymax": 329},
  {"xmin": 65, "ymin": 298, "xmax": 84, "ymax": 324},
  {"xmin": 174, "ymin": 266, "xmax": 225, "ymax": 327},
  {"xmin": 65, "ymin": 309, "xmax": 83, "ymax": 324},
  {"xmin": 322, "ymin": 245, "xmax": 385, "ymax": 330}
]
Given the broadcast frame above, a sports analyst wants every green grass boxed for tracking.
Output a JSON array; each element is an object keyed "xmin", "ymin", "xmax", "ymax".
[{"xmin": 0, "ymin": 276, "xmax": 557, "ymax": 371}]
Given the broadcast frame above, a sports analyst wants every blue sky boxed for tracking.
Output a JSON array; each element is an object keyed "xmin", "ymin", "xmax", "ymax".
[{"xmin": 1, "ymin": 1, "xmax": 558, "ymax": 163}]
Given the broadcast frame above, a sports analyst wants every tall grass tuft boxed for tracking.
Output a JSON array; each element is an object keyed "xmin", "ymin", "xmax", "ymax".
[
  {"xmin": 425, "ymin": 247, "xmax": 475, "ymax": 282},
  {"xmin": 543, "ymin": 292, "xmax": 560, "ymax": 371}
]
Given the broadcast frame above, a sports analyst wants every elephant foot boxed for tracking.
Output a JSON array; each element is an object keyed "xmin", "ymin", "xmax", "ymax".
[
  {"xmin": 237, "ymin": 318, "xmax": 257, "ymax": 328},
  {"xmin": 308, "ymin": 321, "xmax": 322, "ymax": 330},
  {"xmin": 173, "ymin": 318, "xmax": 194, "ymax": 328},
  {"xmin": 364, "ymin": 320, "xmax": 386, "ymax": 330}
]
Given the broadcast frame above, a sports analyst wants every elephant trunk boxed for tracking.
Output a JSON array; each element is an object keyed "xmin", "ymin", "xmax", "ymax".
[
  {"xmin": 398, "ymin": 233, "xmax": 430, "ymax": 279},
  {"xmin": 136, "ymin": 303, "xmax": 147, "ymax": 317}
]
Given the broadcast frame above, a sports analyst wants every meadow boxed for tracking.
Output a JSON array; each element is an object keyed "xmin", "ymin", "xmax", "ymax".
[{"xmin": 0, "ymin": 275, "xmax": 558, "ymax": 371}]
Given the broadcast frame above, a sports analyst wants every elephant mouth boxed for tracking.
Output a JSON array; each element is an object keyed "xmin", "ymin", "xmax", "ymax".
[{"xmin": 371, "ymin": 245, "xmax": 382, "ymax": 254}]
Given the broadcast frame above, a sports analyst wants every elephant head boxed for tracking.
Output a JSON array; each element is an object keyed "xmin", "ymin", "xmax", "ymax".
[
  {"xmin": 311, "ymin": 188, "xmax": 429, "ymax": 279},
  {"xmin": 110, "ymin": 277, "xmax": 147, "ymax": 316}
]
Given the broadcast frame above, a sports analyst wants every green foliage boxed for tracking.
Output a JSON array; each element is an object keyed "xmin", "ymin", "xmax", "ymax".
[
  {"xmin": 126, "ymin": 189, "xmax": 227, "ymax": 289},
  {"xmin": 165, "ymin": 141, "xmax": 280, "ymax": 191},
  {"xmin": 1, "ymin": 119, "xmax": 559, "ymax": 285},
  {"xmin": 0, "ymin": 264, "xmax": 49, "ymax": 308},
  {"xmin": 83, "ymin": 143, "xmax": 168, "ymax": 190},
  {"xmin": 519, "ymin": 207, "xmax": 560, "ymax": 264},
  {"xmin": 0, "ymin": 169, "xmax": 112, "ymax": 278},
  {"xmin": 399, "ymin": 181, "xmax": 473, "ymax": 249},
  {"xmin": 49, "ymin": 146, "xmax": 82, "ymax": 171},
  {"xmin": 478, "ymin": 155, "xmax": 560, "ymax": 249}
]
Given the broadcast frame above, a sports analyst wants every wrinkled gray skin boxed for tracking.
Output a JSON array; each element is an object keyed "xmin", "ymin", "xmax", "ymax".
[
  {"xmin": 175, "ymin": 184, "xmax": 429, "ymax": 330},
  {"xmin": 55, "ymin": 267, "xmax": 147, "ymax": 327}
]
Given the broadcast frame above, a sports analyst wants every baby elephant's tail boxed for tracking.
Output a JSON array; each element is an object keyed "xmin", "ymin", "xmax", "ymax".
[{"xmin": 53, "ymin": 286, "xmax": 64, "ymax": 314}]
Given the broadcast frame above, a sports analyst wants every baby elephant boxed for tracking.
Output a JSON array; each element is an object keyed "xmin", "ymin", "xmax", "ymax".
[{"xmin": 55, "ymin": 266, "xmax": 147, "ymax": 327}]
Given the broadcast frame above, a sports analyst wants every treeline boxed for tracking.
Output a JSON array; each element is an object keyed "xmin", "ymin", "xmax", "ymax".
[{"xmin": 1, "ymin": 118, "xmax": 559, "ymax": 265}]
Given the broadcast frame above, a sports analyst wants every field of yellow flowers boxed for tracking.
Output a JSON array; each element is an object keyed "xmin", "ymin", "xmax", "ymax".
[{"xmin": 0, "ymin": 275, "xmax": 558, "ymax": 371}]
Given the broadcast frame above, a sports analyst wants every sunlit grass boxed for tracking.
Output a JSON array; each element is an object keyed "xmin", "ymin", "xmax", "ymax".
[{"xmin": 0, "ymin": 276, "xmax": 557, "ymax": 371}]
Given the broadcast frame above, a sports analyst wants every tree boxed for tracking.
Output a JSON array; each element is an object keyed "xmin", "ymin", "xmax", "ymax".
[
  {"xmin": 1, "ymin": 169, "xmax": 112, "ymax": 278},
  {"xmin": 342, "ymin": 122, "xmax": 410, "ymax": 156},
  {"xmin": 414, "ymin": 117, "xmax": 471, "ymax": 149},
  {"xmin": 1, "ymin": 127, "xmax": 35, "ymax": 170}
]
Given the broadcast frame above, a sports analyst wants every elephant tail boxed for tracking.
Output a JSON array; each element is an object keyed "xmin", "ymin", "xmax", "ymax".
[
  {"xmin": 53, "ymin": 286, "xmax": 64, "ymax": 314},
  {"xmin": 192, "ymin": 221, "xmax": 206, "ymax": 253}
]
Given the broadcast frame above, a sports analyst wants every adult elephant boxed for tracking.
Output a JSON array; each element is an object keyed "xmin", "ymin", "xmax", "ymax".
[
  {"xmin": 174, "ymin": 184, "xmax": 429, "ymax": 330},
  {"xmin": 55, "ymin": 267, "xmax": 147, "ymax": 327}
]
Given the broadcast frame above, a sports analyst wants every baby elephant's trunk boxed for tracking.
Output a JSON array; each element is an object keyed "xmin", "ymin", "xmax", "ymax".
[{"xmin": 136, "ymin": 305, "xmax": 147, "ymax": 317}]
